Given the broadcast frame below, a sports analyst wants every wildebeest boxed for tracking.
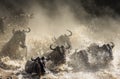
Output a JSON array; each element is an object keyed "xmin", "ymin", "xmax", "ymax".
[
  {"xmin": 0, "ymin": 28, "xmax": 31, "ymax": 59},
  {"xmin": 53, "ymin": 30, "xmax": 72, "ymax": 49},
  {"xmin": 87, "ymin": 42, "xmax": 115, "ymax": 64},
  {"xmin": 46, "ymin": 44, "xmax": 70, "ymax": 66},
  {"xmin": 70, "ymin": 42, "xmax": 115, "ymax": 71},
  {"xmin": 25, "ymin": 57, "xmax": 46, "ymax": 78}
]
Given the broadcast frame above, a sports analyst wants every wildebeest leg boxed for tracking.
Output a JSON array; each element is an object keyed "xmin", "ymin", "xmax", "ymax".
[
  {"xmin": 39, "ymin": 62, "xmax": 46, "ymax": 76},
  {"xmin": 108, "ymin": 49, "xmax": 113, "ymax": 60}
]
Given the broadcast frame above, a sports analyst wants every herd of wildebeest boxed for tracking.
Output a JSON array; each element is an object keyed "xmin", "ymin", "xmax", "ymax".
[{"xmin": 0, "ymin": 27, "xmax": 115, "ymax": 78}]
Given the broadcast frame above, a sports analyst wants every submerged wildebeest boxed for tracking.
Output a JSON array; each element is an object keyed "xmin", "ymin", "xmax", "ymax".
[
  {"xmin": 25, "ymin": 57, "xmax": 46, "ymax": 78},
  {"xmin": 70, "ymin": 42, "xmax": 115, "ymax": 71},
  {"xmin": 0, "ymin": 28, "xmax": 31, "ymax": 59},
  {"xmin": 46, "ymin": 44, "xmax": 70, "ymax": 66},
  {"xmin": 53, "ymin": 30, "xmax": 72, "ymax": 49}
]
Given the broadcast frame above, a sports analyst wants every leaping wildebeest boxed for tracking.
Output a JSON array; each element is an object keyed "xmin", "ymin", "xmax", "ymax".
[
  {"xmin": 0, "ymin": 28, "xmax": 31, "ymax": 59},
  {"xmin": 53, "ymin": 30, "xmax": 72, "ymax": 49},
  {"xmin": 46, "ymin": 44, "xmax": 70, "ymax": 66}
]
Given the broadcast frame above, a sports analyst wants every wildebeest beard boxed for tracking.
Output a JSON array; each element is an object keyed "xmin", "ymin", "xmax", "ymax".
[{"xmin": 0, "ymin": 28, "xmax": 31, "ymax": 59}]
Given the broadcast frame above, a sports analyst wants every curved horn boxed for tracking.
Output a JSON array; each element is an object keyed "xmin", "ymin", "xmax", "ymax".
[
  {"xmin": 66, "ymin": 43, "xmax": 71, "ymax": 49},
  {"xmin": 12, "ymin": 29, "xmax": 15, "ymax": 34},
  {"xmin": 66, "ymin": 30, "xmax": 72, "ymax": 37},
  {"xmin": 50, "ymin": 44, "xmax": 55, "ymax": 50},
  {"xmin": 110, "ymin": 42, "xmax": 115, "ymax": 48},
  {"xmin": 23, "ymin": 27, "xmax": 31, "ymax": 33}
]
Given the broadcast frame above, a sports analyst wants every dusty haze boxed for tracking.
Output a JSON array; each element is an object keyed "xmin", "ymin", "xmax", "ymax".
[{"xmin": 0, "ymin": 0, "xmax": 120, "ymax": 79}]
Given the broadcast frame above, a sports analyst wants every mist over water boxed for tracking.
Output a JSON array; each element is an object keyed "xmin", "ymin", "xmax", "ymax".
[{"xmin": 0, "ymin": 0, "xmax": 120, "ymax": 79}]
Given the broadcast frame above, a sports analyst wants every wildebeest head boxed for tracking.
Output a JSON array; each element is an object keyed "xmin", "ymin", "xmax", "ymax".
[
  {"xmin": 53, "ymin": 30, "xmax": 72, "ymax": 48},
  {"xmin": 50, "ymin": 44, "xmax": 70, "ymax": 54},
  {"xmin": 12, "ymin": 28, "xmax": 31, "ymax": 48},
  {"xmin": 25, "ymin": 60, "xmax": 41, "ymax": 76},
  {"xmin": 101, "ymin": 42, "xmax": 115, "ymax": 51},
  {"xmin": 48, "ymin": 44, "xmax": 70, "ymax": 65}
]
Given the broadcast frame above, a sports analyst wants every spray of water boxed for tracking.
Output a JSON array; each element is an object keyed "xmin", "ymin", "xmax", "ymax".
[{"xmin": 0, "ymin": 1, "xmax": 120, "ymax": 79}]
